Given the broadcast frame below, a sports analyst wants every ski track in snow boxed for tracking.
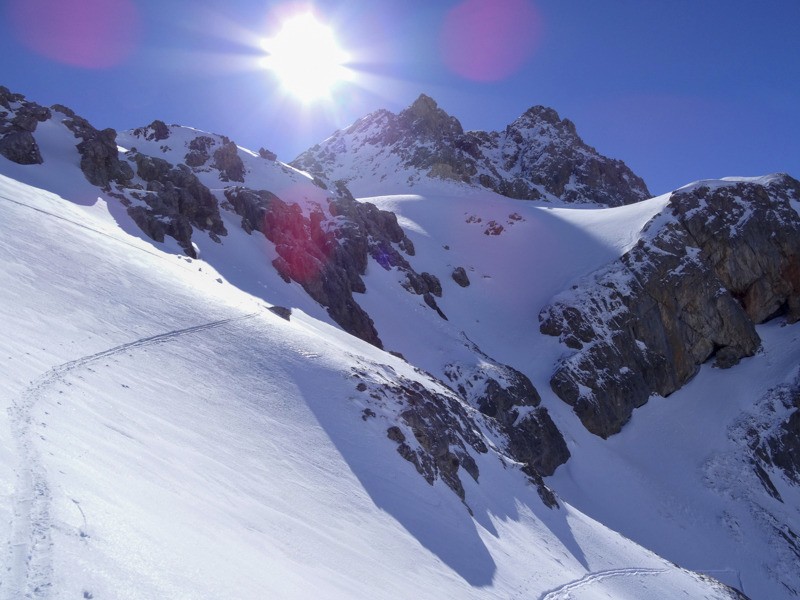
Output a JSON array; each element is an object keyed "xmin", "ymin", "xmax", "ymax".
[
  {"xmin": 538, "ymin": 567, "xmax": 669, "ymax": 600},
  {"xmin": 2, "ymin": 313, "xmax": 257, "ymax": 599}
]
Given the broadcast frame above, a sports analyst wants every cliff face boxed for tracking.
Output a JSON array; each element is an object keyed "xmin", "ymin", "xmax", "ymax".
[
  {"xmin": 540, "ymin": 175, "xmax": 800, "ymax": 438},
  {"xmin": 293, "ymin": 94, "xmax": 650, "ymax": 205}
]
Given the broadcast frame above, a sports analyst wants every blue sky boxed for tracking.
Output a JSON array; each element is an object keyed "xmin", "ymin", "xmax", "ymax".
[{"xmin": 2, "ymin": 0, "xmax": 798, "ymax": 195}]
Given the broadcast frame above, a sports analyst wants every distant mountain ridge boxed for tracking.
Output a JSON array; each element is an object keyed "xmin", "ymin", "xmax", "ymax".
[{"xmin": 292, "ymin": 93, "xmax": 651, "ymax": 205}]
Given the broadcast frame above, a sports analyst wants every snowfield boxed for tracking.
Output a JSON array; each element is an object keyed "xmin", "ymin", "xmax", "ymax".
[
  {"xmin": 0, "ymin": 172, "xmax": 754, "ymax": 599},
  {"xmin": 1, "ymin": 103, "xmax": 796, "ymax": 598}
]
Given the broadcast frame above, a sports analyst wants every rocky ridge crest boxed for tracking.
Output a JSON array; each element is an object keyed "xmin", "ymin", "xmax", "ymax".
[{"xmin": 292, "ymin": 94, "xmax": 650, "ymax": 205}]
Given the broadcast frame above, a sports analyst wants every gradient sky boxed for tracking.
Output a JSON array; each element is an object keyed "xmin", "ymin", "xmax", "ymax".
[{"xmin": 2, "ymin": 0, "xmax": 798, "ymax": 195}]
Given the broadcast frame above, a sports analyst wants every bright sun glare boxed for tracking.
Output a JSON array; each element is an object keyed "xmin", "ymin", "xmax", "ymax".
[{"xmin": 261, "ymin": 13, "xmax": 350, "ymax": 103}]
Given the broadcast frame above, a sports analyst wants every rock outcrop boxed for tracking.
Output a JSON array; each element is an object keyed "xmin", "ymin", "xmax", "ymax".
[
  {"xmin": 211, "ymin": 139, "xmax": 245, "ymax": 182},
  {"xmin": 224, "ymin": 183, "xmax": 445, "ymax": 348},
  {"xmin": 703, "ymin": 376, "xmax": 800, "ymax": 592},
  {"xmin": 292, "ymin": 94, "xmax": 650, "ymax": 205},
  {"xmin": 124, "ymin": 151, "xmax": 227, "ymax": 257},
  {"xmin": 749, "ymin": 381, "xmax": 800, "ymax": 493},
  {"xmin": 359, "ymin": 368, "xmax": 486, "ymax": 504},
  {"xmin": 473, "ymin": 105, "xmax": 650, "ymax": 205},
  {"xmin": 444, "ymin": 336, "xmax": 569, "ymax": 482},
  {"xmin": 53, "ymin": 104, "xmax": 134, "ymax": 187},
  {"xmin": 353, "ymin": 360, "xmax": 559, "ymax": 509},
  {"xmin": 0, "ymin": 86, "xmax": 51, "ymax": 165},
  {"xmin": 540, "ymin": 175, "xmax": 800, "ymax": 438}
]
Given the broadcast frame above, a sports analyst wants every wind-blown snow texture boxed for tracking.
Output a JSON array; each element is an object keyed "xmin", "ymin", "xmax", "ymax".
[{"xmin": 1, "ymin": 86, "xmax": 797, "ymax": 599}]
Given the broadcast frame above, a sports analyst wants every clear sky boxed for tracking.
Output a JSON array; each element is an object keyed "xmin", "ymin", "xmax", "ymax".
[{"xmin": 2, "ymin": 0, "xmax": 798, "ymax": 195}]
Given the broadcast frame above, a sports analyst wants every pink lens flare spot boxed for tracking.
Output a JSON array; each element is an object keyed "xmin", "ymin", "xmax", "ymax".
[
  {"xmin": 441, "ymin": 0, "xmax": 541, "ymax": 82},
  {"xmin": 7, "ymin": 0, "xmax": 140, "ymax": 69}
]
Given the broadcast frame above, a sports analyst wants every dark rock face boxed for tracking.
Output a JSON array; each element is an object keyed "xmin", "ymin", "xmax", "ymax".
[
  {"xmin": 380, "ymin": 374, "xmax": 486, "ymax": 504},
  {"xmin": 750, "ymin": 382, "xmax": 800, "ymax": 490},
  {"xmin": 451, "ymin": 266, "xmax": 470, "ymax": 287},
  {"xmin": 671, "ymin": 178, "xmax": 800, "ymax": 324},
  {"xmin": 353, "ymin": 362, "xmax": 553, "ymax": 509},
  {"xmin": 540, "ymin": 175, "xmax": 800, "ymax": 438},
  {"xmin": 131, "ymin": 119, "xmax": 170, "ymax": 142},
  {"xmin": 125, "ymin": 152, "xmax": 226, "ymax": 257},
  {"xmin": 184, "ymin": 135, "xmax": 214, "ymax": 167},
  {"xmin": 212, "ymin": 138, "xmax": 245, "ymax": 182},
  {"xmin": 0, "ymin": 131, "xmax": 43, "ymax": 165},
  {"xmin": 258, "ymin": 147, "xmax": 277, "ymax": 161},
  {"xmin": 225, "ymin": 184, "xmax": 444, "ymax": 347},
  {"xmin": 293, "ymin": 94, "xmax": 650, "ymax": 206},
  {"xmin": 353, "ymin": 357, "xmax": 561, "ymax": 508},
  {"xmin": 0, "ymin": 86, "xmax": 51, "ymax": 165},
  {"xmin": 444, "ymin": 338, "xmax": 570, "ymax": 483},
  {"xmin": 53, "ymin": 104, "xmax": 134, "ymax": 188},
  {"xmin": 225, "ymin": 186, "xmax": 381, "ymax": 346}
]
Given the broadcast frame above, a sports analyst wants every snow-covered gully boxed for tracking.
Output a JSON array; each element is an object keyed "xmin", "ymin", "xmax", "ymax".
[{"xmin": 2, "ymin": 314, "xmax": 257, "ymax": 599}]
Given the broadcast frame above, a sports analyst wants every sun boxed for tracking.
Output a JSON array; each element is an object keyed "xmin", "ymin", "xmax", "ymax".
[{"xmin": 261, "ymin": 13, "xmax": 351, "ymax": 103}]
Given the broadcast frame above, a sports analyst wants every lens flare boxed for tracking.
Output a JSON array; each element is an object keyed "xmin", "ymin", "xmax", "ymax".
[
  {"xmin": 7, "ymin": 0, "xmax": 140, "ymax": 69},
  {"xmin": 441, "ymin": 0, "xmax": 541, "ymax": 82}
]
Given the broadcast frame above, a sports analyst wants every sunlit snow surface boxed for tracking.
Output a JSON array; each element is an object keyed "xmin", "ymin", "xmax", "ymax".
[
  {"xmin": 0, "ymin": 175, "xmax": 743, "ymax": 599},
  {"xmin": 0, "ymin": 114, "xmax": 790, "ymax": 597}
]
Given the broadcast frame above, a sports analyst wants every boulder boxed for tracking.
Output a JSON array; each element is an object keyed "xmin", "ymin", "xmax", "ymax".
[{"xmin": 451, "ymin": 266, "xmax": 470, "ymax": 287}]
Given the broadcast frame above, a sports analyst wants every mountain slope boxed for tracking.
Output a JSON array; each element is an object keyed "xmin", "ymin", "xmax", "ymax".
[
  {"xmin": 3, "ymin": 85, "xmax": 798, "ymax": 598},
  {"xmin": 292, "ymin": 94, "xmax": 650, "ymax": 205},
  {"xmin": 0, "ymin": 173, "xmax": 745, "ymax": 599},
  {"xmin": 357, "ymin": 182, "xmax": 800, "ymax": 599}
]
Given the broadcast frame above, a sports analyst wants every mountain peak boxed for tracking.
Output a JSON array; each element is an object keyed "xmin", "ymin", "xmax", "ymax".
[
  {"xmin": 293, "ymin": 95, "xmax": 649, "ymax": 204},
  {"xmin": 398, "ymin": 93, "xmax": 464, "ymax": 139},
  {"xmin": 517, "ymin": 105, "xmax": 577, "ymax": 134},
  {"xmin": 409, "ymin": 93, "xmax": 439, "ymax": 111}
]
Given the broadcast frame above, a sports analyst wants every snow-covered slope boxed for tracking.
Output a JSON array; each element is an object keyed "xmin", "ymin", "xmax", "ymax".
[
  {"xmin": 356, "ymin": 180, "xmax": 800, "ymax": 599},
  {"xmin": 0, "ymin": 175, "xmax": 744, "ymax": 599},
  {"xmin": 3, "ymin": 85, "xmax": 797, "ymax": 599}
]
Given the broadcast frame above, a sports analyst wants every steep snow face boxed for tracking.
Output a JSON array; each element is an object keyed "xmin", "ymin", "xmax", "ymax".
[
  {"xmin": 292, "ymin": 94, "xmax": 650, "ymax": 205},
  {"xmin": 0, "ymin": 174, "xmax": 745, "ymax": 599}
]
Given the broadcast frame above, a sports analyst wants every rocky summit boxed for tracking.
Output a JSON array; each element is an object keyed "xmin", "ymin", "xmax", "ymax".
[{"xmin": 292, "ymin": 93, "xmax": 650, "ymax": 205}]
